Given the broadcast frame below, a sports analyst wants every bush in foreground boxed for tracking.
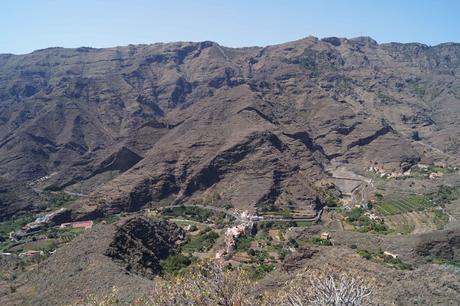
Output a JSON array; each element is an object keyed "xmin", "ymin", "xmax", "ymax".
[{"xmin": 87, "ymin": 262, "xmax": 374, "ymax": 305}]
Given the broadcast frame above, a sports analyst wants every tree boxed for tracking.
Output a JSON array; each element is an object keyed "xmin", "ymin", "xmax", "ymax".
[{"xmin": 276, "ymin": 266, "xmax": 373, "ymax": 306}]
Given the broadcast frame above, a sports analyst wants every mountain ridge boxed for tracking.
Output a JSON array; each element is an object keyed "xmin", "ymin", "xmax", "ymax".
[{"xmin": 0, "ymin": 36, "xmax": 459, "ymax": 220}]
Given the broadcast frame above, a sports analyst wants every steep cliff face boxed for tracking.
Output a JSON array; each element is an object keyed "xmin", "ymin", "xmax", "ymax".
[{"xmin": 1, "ymin": 37, "xmax": 460, "ymax": 218}]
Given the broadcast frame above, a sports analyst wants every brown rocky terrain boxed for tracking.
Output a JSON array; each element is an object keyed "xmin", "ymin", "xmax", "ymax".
[
  {"xmin": 1, "ymin": 36, "xmax": 460, "ymax": 219},
  {"xmin": 0, "ymin": 178, "xmax": 40, "ymax": 222},
  {"xmin": 1, "ymin": 221, "xmax": 459, "ymax": 305},
  {"xmin": 2, "ymin": 35, "xmax": 460, "ymax": 306}
]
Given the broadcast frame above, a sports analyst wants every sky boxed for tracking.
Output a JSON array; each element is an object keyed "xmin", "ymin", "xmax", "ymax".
[{"xmin": 1, "ymin": 0, "xmax": 460, "ymax": 54}]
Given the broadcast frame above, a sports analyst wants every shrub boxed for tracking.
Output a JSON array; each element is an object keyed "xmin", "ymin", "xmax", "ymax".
[
  {"xmin": 325, "ymin": 197, "xmax": 338, "ymax": 207},
  {"xmin": 357, "ymin": 249, "xmax": 372, "ymax": 260},
  {"xmin": 288, "ymin": 238, "xmax": 299, "ymax": 248},
  {"xmin": 149, "ymin": 262, "xmax": 254, "ymax": 305},
  {"xmin": 277, "ymin": 269, "xmax": 373, "ymax": 306},
  {"xmin": 91, "ymin": 263, "xmax": 376, "ymax": 306},
  {"xmin": 160, "ymin": 254, "xmax": 192, "ymax": 274},
  {"xmin": 312, "ymin": 237, "xmax": 332, "ymax": 246},
  {"xmin": 347, "ymin": 208, "xmax": 365, "ymax": 222},
  {"xmin": 383, "ymin": 255, "xmax": 412, "ymax": 270},
  {"xmin": 235, "ymin": 234, "xmax": 254, "ymax": 251},
  {"xmin": 181, "ymin": 230, "xmax": 219, "ymax": 252}
]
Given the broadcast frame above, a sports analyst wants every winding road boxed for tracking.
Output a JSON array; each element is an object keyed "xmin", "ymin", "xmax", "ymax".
[{"xmin": 159, "ymin": 204, "xmax": 323, "ymax": 224}]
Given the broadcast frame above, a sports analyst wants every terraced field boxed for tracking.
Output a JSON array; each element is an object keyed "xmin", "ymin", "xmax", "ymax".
[
  {"xmin": 374, "ymin": 195, "xmax": 433, "ymax": 216},
  {"xmin": 385, "ymin": 211, "xmax": 438, "ymax": 234}
]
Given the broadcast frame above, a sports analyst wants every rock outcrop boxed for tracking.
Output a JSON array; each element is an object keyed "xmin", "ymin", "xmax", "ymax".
[{"xmin": 105, "ymin": 216, "xmax": 185, "ymax": 278}]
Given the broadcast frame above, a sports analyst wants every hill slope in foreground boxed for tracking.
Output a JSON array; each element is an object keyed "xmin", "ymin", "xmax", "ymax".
[{"xmin": 0, "ymin": 37, "xmax": 460, "ymax": 305}]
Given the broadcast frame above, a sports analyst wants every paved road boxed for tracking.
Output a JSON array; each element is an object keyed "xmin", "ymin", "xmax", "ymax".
[
  {"xmin": 160, "ymin": 204, "xmax": 245, "ymax": 222},
  {"xmin": 31, "ymin": 187, "xmax": 88, "ymax": 198},
  {"xmin": 62, "ymin": 190, "xmax": 88, "ymax": 197},
  {"xmin": 159, "ymin": 204, "xmax": 322, "ymax": 224}
]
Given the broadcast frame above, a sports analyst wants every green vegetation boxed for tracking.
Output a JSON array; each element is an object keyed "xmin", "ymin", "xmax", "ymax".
[
  {"xmin": 235, "ymin": 233, "xmax": 255, "ymax": 252},
  {"xmin": 255, "ymin": 228, "xmax": 269, "ymax": 240},
  {"xmin": 246, "ymin": 249, "xmax": 270, "ymax": 263},
  {"xmin": 0, "ymin": 215, "xmax": 35, "ymax": 242},
  {"xmin": 374, "ymin": 194, "xmax": 432, "ymax": 216},
  {"xmin": 428, "ymin": 185, "xmax": 460, "ymax": 206},
  {"xmin": 293, "ymin": 220, "xmax": 314, "ymax": 227},
  {"xmin": 180, "ymin": 227, "xmax": 219, "ymax": 253},
  {"xmin": 188, "ymin": 224, "xmax": 198, "ymax": 232},
  {"xmin": 311, "ymin": 237, "xmax": 333, "ymax": 246},
  {"xmin": 161, "ymin": 254, "xmax": 193, "ymax": 274},
  {"xmin": 432, "ymin": 209, "xmax": 449, "ymax": 230},
  {"xmin": 413, "ymin": 84, "xmax": 426, "ymax": 96},
  {"xmin": 98, "ymin": 214, "xmax": 120, "ymax": 224},
  {"xmin": 246, "ymin": 263, "xmax": 275, "ymax": 280},
  {"xmin": 377, "ymin": 93, "xmax": 401, "ymax": 105},
  {"xmin": 357, "ymin": 249, "xmax": 372, "ymax": 260},
  {"xmin": 223, "ymin": 203, "xmax": 234, "ymax": 210},
  {"xmin": 54, "ymin": 227, "xmax": 84, "ymax": 242},
  {"xmin": 272, "ymin": 243, "xmax": 289, "ymax": 260},
  {"xmin": 161, "ymin": 206, "xmax": 234, "ymax": 225},
  {"xmin": 383, "ymin": 255, "xmax": 412, "ymax": 270},
  {"xmin": 410, "ymin": 165, "xmax": 457, "ymax": 179},
  {"xmin": 357, "ymin": 249, "xmax": 412, "ymax": 270},
  {"xmin": 430, "ymin": 257, "xmax": 460, "ymax": 268},
  {"xmin": 324, "ymin": 196, "xmax": 339, "ymax": 207},
  {"xmin": 374, "ymin": 185, "xmax": 460, "ymax": 218},
  {"xmin": 162, "ymin": 206, "xmax": 212, "ymax": 222},
  {"xmin": 346, "ymin": 208, "xmax": 388, "ymax": 233},
  {"xmin": 347, "ymin": 208, "xmax": 366, "ymax": 222},
  {"xmin": 257, "ymin": 220, "xmax": 298, "ymax": 230},
  {"xmin": 44, "ymin": 191, "xmax": 76, "ymax": 209}
]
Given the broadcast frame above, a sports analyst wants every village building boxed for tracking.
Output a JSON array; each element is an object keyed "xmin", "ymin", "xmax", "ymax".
[
  {"xmin": 429, "ymin": 172, "xmax": 444, "ymax": 179},
  {"xmin": 320, "ymin": 232, "xmax": 331, "ymax": 240},
  {"xmin": 19, "ymin": 250, "xmax": 44, "ymax": 257},
  {"xmin": 59, "ymin": 220, "xmax": 93, "ymax": 230},
  {"xmin": 383, "ymin": 251, "xmax": 399, "ymax": 259},
  {"xmin": 364, "ymin": 212, "xmax": 383, "ymax": 222}
]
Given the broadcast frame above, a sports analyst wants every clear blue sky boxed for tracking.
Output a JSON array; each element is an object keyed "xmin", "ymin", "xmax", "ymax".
[{"xmin": 1, "ymin": 0, "xmax": 459, "ymax": 54}]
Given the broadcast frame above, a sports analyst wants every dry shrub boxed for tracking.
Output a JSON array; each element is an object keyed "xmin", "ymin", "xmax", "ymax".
[
  {"xmin": 87, "ymin": 262, "xmax": 376, "ymax": 306},
  {"xmin": 273, "ymin": 264, "xmax": 376, "ymax": 306},
  {"xmin": 148, "ymin": 262, "xmax": 254, "ymax": 306}
]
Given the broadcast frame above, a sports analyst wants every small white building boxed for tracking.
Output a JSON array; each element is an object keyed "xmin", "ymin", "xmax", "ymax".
[{"xmin": 383, "ymin": 251, "xmax": 398, "ymax": 259}]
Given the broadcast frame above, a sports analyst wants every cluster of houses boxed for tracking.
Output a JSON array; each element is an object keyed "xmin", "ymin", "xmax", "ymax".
[
  {"xmin": 368, "ymin": 166, "xmax": 410, "ymax": 179},
  {"xmin": 9, "ymin": 208, "xmax": 93, "ymax": 241},
  {"xmin": 9, "ymin": 208, "xmax": 70, "ymax": 240},
  {"xmin": 216, "ymin": 222, "xmax": 253, "ymax": 259},
  {"xmin": 28, "ymin": 175, "xmax": 51, "ymax": 186},
  {"xmin": 239, "ymin": 210, "xmax": 263, "ymax": 222}
]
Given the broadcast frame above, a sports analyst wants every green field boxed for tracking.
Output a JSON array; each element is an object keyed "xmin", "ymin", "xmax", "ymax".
[{"xmin": 374, "ymin": 194, "xmax": 432, "ymax": 216}]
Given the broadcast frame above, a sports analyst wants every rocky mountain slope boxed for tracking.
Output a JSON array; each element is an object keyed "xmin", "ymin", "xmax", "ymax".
[{"xmin": 1, "ymin": 36, "xmax": 460, "ymax": 219}]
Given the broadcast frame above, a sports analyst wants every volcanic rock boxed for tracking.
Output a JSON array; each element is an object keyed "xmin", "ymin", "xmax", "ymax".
[{"xmin": 105, "ymin": 216, "xmax": 185, "ymax": 278}]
